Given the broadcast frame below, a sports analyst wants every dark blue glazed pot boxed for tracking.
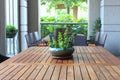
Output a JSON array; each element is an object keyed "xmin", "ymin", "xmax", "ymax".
[{"xmin": 49, "ymin": 47, "xmax": 74, "ymax": 58}]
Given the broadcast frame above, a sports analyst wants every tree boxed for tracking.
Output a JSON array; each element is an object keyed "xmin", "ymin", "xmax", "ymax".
[{"xmin": 41, "ymin": 0, "xmax": 87, "ymax": 14}]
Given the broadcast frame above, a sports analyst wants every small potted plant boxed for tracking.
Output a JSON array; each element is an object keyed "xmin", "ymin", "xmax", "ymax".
[
  {"xmin": 48, "ymin": 28, "xmax": 74, "ymax": 59},
  {"xmin": 6, "ymin": 25, "xmax": 18, "ymax": 38}
]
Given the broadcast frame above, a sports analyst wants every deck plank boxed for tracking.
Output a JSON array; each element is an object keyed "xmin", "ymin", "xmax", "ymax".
[
  {"xmin": 80, "ymin": 65, "xmax": 90, "ymax": 80},
  {"xmin": 19, "ymin": 65, "xmax": 37, "ymax": 80},
  {"xmin": 86, "ymin": 65, "xmax": 98, "ymax": 80},
  {"xmin": 51, "ymin": 65, "xmax": 61, "ymax": 80},
  {"xmin": 99, "ymin": 66, "xmax": 114, "ymax": 80},
  {"xmin": 105, "ymin": 66, "xmax": 120, "ymax": 80},
  {"xmin": 43, "ymin": 65, "xmax": 55, "ymax": 80},
  {"xmin": 59, "ymin": 65, "xmax": 67, "ymax": 80},
  {"xmin": 74, "ymin": 65, "xmax": 82, "ymax": 80},
  {"xmin": 3, "ymin": 65, "xmax": 24, "ymax": 80},
  {"xmin": 11, "ymin": 65, "xmax": 31, "ymax": 80},
  {"xmin": 27, "ymin": 65, "xmax": 43, "ymax": 80},
  {"xmin": 35, "ymin": 65, "xmax": 49, "ymax": 80},
  {"xmin": 0, "ymin": 65, "xmax": 19, "ymax": 79},
  {"xmin": 67, "ymin": 65, "xmax": 74, "ymax": 80},
  {"xmin": 92, "ymin": 65, "xmax": 106, "ymax": 80}
]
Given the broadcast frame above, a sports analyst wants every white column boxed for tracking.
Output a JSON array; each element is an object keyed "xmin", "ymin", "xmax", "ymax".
[
  {"xmin": 88, "ymin": 0, "xmax": 101, "ymax": 39},
  {"xmin": 0, "ymin": 0, "xmax": 6, "ymax": 55},
  {"xmin": 19, "ymin": 0, "xmax": 28, "ymax": 51},
  {"xmin": 101, "ymin": 0, "xmax": 120, "ymax": 56}
]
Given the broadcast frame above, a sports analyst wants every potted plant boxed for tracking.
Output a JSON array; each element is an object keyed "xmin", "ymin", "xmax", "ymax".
[
  {"xmin": 90, "ymin": 18, "xmax": 101, "ymax": 43},
  {"xmin": 6, "ymin": 25, "xmax": 18, "ymax": 38},
  {"xmin": 48, "ymin": 28, "xmax": 74, "ymax": 59}
]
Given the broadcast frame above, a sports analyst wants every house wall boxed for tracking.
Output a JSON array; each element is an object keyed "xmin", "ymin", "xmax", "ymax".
[
  {"xmin": 0, "ymin": 0, "xmax": 6, "ymax": 55},
  {"xmin": 101, "ymin": 0, "xmax": 120, "ymax": 56}
]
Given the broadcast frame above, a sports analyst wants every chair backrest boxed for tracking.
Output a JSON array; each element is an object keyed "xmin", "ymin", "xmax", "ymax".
[
  {"xmin": 25, "ymin": 34, "xmax": 31, "ymax": 47},
  {"xmin": 33, "ymin": 32, "xmax": 41, "ymax": 42},
  {"xmin": 94, "ymin": 32, "xmax": 100, "ymax": 45},
  {"xmin": 73, "ymin": 34, "xmax": 87, "ymax": 46},
  {"xmin": 29, "ymin": 33, "xmax": 35, "ymax": 43},
  {"xmin": 49, "ymin": 34, "xmax": 54, "ymax": 42},
  {"xmin": 25, "ymin": 34, "xmax": 36, "ymax": 47},
  {"xmin": 99, "ymin": 33, "xmax": 107, "ymax": 47}
]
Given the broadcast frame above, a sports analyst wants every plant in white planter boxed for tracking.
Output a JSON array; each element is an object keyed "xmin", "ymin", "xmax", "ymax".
[
  {"xmin": 48, "ymin": 28, "xmax": 74, "ymax": 58},
  {"xmin": 6, "ymin": 25, "xmax": 18, "ymax": 38}
]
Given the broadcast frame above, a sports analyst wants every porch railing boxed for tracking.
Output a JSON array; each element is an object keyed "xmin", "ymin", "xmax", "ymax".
[{"xmin": 40, "ymin": 22, "xmax": 88, "ymax": 38}]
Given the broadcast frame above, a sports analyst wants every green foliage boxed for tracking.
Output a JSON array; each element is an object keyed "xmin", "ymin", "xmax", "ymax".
[
  {"xmin": 93, "ymin": 18, "xmax": 101, "ymax": 32},
  {"xmin": 41, "ymin": 16, "xmax": 56, "ymax": 22},
  {"xmin": 91, "ymin": 18, "xmax": 101, "ymax": 39},
  {"xmin": 49, "ymin": 28, "xmax": 74, "ymax": 49},
  {"xmin": 41, "ymin": 0, "xmax": 87, "ymax": 14},
  {"xmin": 6, "ymin": 25, "xmax": 18, "ymax": 38},
  {"xmin": 41, "ymin": 0, "xmax": 87, "ymax": 8},
  {"xmin": 41, "ymin": 15, "xmax": 88, "ymax": 38},
  {"xmin": 41, "ymin": 14, "xmax": 87, "ymax": 22},
  {"xmin": 57, "ymin": 14, "xmax": 75, "ymax": 22}
]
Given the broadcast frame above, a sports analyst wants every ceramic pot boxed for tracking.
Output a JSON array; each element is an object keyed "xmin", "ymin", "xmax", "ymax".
[{"xmin": 49, "ymin": 47, "xmax": 74, "ymax": 59}]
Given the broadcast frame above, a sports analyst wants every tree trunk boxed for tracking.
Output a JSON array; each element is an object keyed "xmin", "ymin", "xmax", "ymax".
[
  {"xmin": 73, "ymin": 6, "xmax": 78, "ymax": 19},
  {"xmin": 67, "ymin": 6, "xmax": 70, "ymax": 14}
]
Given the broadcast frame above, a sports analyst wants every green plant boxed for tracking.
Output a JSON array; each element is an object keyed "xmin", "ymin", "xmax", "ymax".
[
  {"xmin": 6, "ymin": 25, "xmax": 18, "ymax": 38},
  {"xmin": 40, "ymin": 15, "xmax": 88, "ymax": 38},
  {"xmin": 41, "ymin": 0, "xmax": 87, "ymax": 14},
  {"xmin": 91, "ymin": 18, "xmax": 101, "ymax": 39},
  {"xmin": 48, "ymin": 28, "xmax": 74, "ymax": 49}
]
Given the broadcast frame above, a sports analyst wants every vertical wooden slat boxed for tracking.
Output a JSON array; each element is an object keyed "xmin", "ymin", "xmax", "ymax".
[
  {"xmin": 3, "ymin": 65, "xmax": 24, "ymax": 80},
  {"xmin": 0, "ymin": 65, "xmax": 13, "ymax": 75},
  {"xmin": 86, "ymin": 65, "xmax": 98, "ymax": 80},
  {"xmin": 59, "ymin": 65, "xmax": 67, "ymax": 80},
  {"xmin": 111, "ymin": 66, "xmax": 120, "ymax": 76},
  {"xmin": 19, "ymin": 65, "xmax": 37, "ymax": 80},
  {"xmin": 35, "ymin": 65, "xmax": 49, "ymax": 80},
  {"xmin": 67, "ymin": 65, "xmax": 74, "ymax": 80},
  {"xmin": 43, "ymin": 65, "xmax": 55, "ymax": 80},
  {"xmin": 11, "ymin": 65, "xmax": 31, "ymax": 80},
  {"xmin": 74, "ymin": 65, "xmax": 82, "ymax": 80},
  {"xmin": 99, "ymin": 66, "xmax": 114, "ymax": 80},
  {"xmin": 0, "ymin": 65, "xmax": 18, "ymax": 79},
  {"xmin": 80, "ymin": 65, "xmax": 90, "ymax": 80},
  {"xmin": 105, "ymin": 66, "xmax": 120, "ymax": 80},
  {"xmin": 92, "ymin": 65, "xmax": 106, "ymax": 80},
  {"xmin": 27, "ymin": 65, "xmax": 43, "ymax": 80},
  {"xmin": 51, "ymin": 65, "xmax": 61, "ymax": 80}
]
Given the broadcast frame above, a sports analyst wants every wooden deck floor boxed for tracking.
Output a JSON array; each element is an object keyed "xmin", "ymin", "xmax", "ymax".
[{"xmin": 0, "ymin": 46, "xmax": 120, "ymax": 80}]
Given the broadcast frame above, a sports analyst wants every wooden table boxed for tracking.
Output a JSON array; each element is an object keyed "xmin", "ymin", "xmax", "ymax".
[{"xmin": 0, "ymin": 46, "xmax": 120, "ymax": 80}]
